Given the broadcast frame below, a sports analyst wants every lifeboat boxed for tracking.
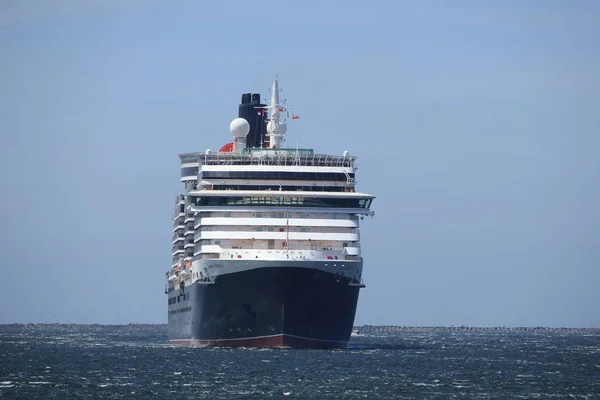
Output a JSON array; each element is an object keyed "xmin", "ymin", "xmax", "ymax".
[{"xmin": 219, "ymin": 142, "xmax": 234, "ymax": 152}]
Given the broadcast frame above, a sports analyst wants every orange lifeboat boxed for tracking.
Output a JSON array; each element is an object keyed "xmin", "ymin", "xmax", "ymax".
[{"xmin": 219, "ymin": 142, "xmax": 234, "ymax": 152}]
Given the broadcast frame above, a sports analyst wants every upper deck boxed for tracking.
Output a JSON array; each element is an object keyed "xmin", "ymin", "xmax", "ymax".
[{"xmin": 179, "ymin": 148, "xmax": 357, "ymax": 169}]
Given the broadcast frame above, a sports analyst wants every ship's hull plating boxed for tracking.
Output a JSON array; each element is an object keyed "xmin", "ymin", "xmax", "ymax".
[{"xmin": 167, "ymin": 262, "xmax": 361, "ymax": 349}]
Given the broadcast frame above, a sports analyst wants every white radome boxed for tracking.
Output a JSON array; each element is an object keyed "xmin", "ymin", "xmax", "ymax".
[
  {"xmin": 267, "ymin": 120, "xmax": 287, "ymax": 135},
  {"xmin": 229, "ymin": 118, "xmax": 250, "ymax": 137},
  {"xmin": 278, "ymin": 122, "xmax": 287, "ymax": 135}
]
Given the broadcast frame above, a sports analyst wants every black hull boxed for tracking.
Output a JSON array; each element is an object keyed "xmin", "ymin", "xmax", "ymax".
[{"xmin": 167, "ymin": 266, "xmax": 361, "ymax": 349}]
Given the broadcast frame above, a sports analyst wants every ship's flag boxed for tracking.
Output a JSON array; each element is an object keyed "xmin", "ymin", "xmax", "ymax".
[
  {"xmin": 292, "ymin": 114, "xmax": 299, "ymax": 119},
  {"xmin": 278, "ymin": 107, "xmax": 285, "ymax": 112}
]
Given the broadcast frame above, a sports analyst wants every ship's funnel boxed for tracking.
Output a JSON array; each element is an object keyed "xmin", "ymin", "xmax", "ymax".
[{"xmin": 238, "ymin": 93, "xmax": 266, "ymax": 148}]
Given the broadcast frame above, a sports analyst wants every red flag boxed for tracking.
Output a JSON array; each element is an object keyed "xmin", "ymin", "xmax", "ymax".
[
  {"xmin": 278, "ymin": 107, "xmax": 285, "ymax": 112},
  {"xmin": 292, "ymin": 114, "xmax": 299, "ymax": 119}
]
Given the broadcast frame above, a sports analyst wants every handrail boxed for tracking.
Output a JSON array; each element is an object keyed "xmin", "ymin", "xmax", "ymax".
[
  {"xmin": 215, "ymin": 245, "xmax": 352, "ymax": 252},
  {"xmin": 179, "ymin": 152, "xmax": 357, "ymax": 168}
]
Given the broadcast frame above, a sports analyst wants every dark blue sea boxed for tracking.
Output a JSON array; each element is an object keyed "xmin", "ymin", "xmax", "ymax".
[{"xmin": 1, "ymin": 326, "xmax": 599, "ymax": 399}]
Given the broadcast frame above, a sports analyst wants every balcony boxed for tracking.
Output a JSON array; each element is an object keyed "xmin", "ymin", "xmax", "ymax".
[
  {"xmin": 172, "ymin": 248, "xmax": 185, "ymax": 256},
  {"xmin": 172, "ymin": 235, "xmax": 185, "ymax": 244},
  {"xmin": 172, "ymin": 222, "xmax": 185, "ymax": 232}
]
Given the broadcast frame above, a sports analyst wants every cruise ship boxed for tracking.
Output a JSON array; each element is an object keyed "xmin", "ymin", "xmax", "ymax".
[{"xmin": 166, "ymin": 78, "xmax": 375, "ymax": 349}]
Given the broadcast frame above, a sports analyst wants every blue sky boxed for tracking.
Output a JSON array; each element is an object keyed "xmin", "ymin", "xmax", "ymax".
[{"xmin": 1, "ymin": 1, "xmax": 599, "ymax": 327}]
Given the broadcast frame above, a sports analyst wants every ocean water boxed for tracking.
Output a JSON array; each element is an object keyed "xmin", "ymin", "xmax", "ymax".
[{"xmin": 1, "ymin": 326, "xmax": 599, "ymax": 399}]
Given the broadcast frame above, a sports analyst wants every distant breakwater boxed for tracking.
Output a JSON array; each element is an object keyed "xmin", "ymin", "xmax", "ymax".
[
  {"xmin": 1, "ymin": 324, "xmax": 598, "ymax": 334},
  {"xmin": 354, "ymin": 325, "xmax": 600, "ymax": 334}
]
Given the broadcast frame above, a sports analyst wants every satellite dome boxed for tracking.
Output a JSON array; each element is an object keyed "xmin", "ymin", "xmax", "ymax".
[
  {"xmin": 278, "ymin": 122, "xmax": 287, "ymax": 135},
  {"xmin": 266, "ymin": 121, "xmax": 287, "ymax": 135},
  {"xmin": 229, "ymin": 118, "xmax": 250, "ymax": 137}
]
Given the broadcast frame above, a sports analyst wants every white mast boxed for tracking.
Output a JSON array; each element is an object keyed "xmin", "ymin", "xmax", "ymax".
[{"xmin": 266, "ymin": 76, "xmax": 287, "ymax": 148}]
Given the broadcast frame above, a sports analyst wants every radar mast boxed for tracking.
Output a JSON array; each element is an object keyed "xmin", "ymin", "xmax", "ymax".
[{"xmin": 266, "ymin": 76, "xmax": 287, "ymax": 148}]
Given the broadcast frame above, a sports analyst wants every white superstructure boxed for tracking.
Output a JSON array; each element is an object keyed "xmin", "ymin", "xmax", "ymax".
[{"xmin": 168, "ymin": 77, "xmax": 374, "ymax": 286}]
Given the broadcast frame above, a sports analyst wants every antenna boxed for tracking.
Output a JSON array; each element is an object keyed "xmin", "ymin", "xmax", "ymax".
[
  {"xmin": 286, "ymin": 211, "xmax": 290, "ymax": 259},
  {"xmin": 294, "ymin": 141, "xmax": 300, "ymax": 165}
]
